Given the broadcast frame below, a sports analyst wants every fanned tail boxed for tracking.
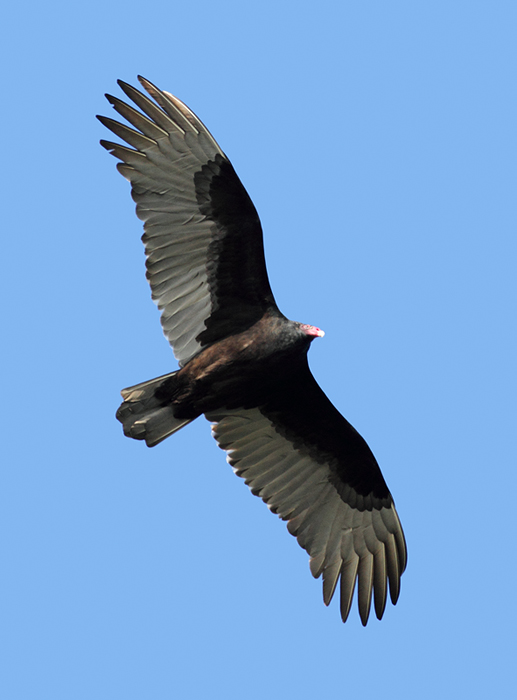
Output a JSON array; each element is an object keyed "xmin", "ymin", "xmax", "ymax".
[{"xmin": 116, "ymin": 371, "xmax": 193, "ymax": 447}]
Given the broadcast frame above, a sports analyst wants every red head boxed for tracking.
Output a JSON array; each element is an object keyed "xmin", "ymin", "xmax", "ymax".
[{"xmin": 300, "ymin": 323, "xmax": 325, "ymax": 338}]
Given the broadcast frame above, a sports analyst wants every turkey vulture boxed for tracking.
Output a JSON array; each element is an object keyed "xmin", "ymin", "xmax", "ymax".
[{"xmin": 98, "ymin": 77, "xmax": 407, "ymax": 625}]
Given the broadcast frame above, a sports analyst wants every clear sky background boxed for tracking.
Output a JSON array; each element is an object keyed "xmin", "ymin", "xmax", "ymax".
[{"xmin": 2, "ymin": 2, "xmax": 516, "ymax": 698}]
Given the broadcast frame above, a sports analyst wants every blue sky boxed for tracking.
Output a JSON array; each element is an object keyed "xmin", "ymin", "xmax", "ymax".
[{"xmin": 2, "ymin": 1, "xmax": 516, "ymax": 698}]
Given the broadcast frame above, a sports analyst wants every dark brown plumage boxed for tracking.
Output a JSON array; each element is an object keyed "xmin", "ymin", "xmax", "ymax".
[{"xmin": 98, "ymin": 77, "xmax": 407, "ymax": 625}]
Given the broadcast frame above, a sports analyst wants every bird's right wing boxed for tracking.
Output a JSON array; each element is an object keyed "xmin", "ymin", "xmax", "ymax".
[
  {"xmin": 206, "ymin": 365, "xmax": 407, "ymax": 625},
  {"xmin": 98, "ymin": 77, "xmax": 277, "ymax": 366}
]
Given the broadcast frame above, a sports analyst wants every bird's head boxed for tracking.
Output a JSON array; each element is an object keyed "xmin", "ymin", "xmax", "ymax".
[{"xmin": 299, "ymin": 323, "xmax": 325, "ymax": 339}]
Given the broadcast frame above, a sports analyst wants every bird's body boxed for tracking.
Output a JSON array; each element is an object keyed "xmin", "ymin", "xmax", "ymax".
[{"xmin": 99, "ymin": 77, "xmax": 407, "ymax": 625}]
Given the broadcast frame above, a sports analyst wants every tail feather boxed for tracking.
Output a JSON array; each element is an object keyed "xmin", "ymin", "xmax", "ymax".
[{"xmin": 116, "ymin": 371, "xmax": 193, "ymax": 447}]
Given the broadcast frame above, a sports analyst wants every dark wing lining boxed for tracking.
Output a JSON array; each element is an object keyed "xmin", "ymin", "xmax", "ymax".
[
  {"xmin": 206, "ymin": 366, "xmax": 407, "ymax": 625},
  {"xmin": 98, "ymin": 77, "xmax": 277, "ymax": 365},
  {"xmin": 195, "ymin": 154, "xmax": 277, "ymax": 345}
]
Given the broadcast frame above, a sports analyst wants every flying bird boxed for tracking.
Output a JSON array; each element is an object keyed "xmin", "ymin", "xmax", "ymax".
[{"xmin": 98, "ymin": 77, "xmax": 407, "ymax": 625}]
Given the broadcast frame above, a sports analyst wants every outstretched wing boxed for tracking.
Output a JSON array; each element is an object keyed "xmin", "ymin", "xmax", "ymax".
[
  {"xmin": 98, "ymin": 77, "xmax": 277, "ymax": 366},
  {"xmin": 206, "ymin": 365, "xmax": 407, "ymax": 625}
]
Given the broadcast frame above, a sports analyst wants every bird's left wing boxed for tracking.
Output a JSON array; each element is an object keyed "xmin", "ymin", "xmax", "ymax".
[
  {"xmin": 98, "ymin": 77, "xmax": 277, "ymax": 366},
  {"xmin": 206, "ymin": 366, "xmax": 406, "ymax": 625}
]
